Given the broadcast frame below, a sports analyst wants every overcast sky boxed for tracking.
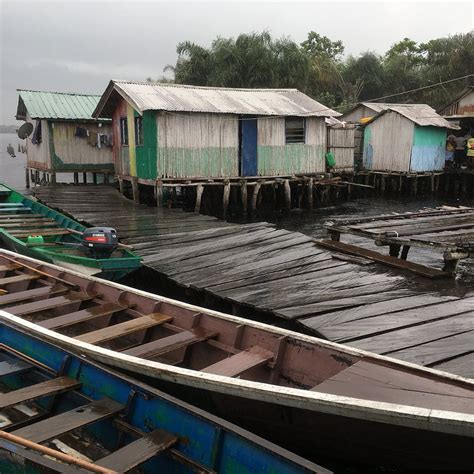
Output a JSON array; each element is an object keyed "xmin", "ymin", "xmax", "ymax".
[{"xmin": 0, "ymin": 0, "xmax": 472, "ymax": 124}]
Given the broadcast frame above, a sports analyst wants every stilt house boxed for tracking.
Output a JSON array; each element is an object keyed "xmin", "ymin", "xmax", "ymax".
[
  {"xmin": 16, "ymin": 90, "xmax": 113, "ymax": 183},
  {"xmin": 92, "ymin": 80, "xmax": 340, "ymax": 183},
  {"xmin": 362, "ymin": 105, "xmax": 456, "ymax": 172}
]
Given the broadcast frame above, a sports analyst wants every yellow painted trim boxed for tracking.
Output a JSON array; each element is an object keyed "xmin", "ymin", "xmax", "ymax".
[{"xmin": 127, "ymin": 104, "xmax": 137, "ymax": 176}]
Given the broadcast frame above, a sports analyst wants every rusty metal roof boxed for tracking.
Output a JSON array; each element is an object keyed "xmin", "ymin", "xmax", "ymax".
[
  {"xmin": 364, "ymin": 104, "xmax": 456, "ymax": 128},
  {"xmin": 93, "ymin": 80, "xmax": 341, "ymax": 118},
  {"xmin": 16, "ymin": 90, "xmax": 109, "ymax": 122}
]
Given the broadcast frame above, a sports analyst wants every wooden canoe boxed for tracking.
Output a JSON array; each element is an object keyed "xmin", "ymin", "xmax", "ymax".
[
  {"xmin": 0, "ymin": 315, "xmax": 325, "ymax": 473},
  {"xmin": 0, "ymin": 183, "xmax": 141, "ymax": 280},
  {"xmin": 0, "ymin": 248, "xmax": 472, "ymax": 470}
]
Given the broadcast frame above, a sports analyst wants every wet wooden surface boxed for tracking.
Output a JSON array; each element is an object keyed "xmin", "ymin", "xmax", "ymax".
[
  {"xmin": 325, "ymin": 207, "xmax": 474, "ymax": 251},
  {"xmin": 30, "ymin": 185, "xmax": 474, "ymax": 378}
]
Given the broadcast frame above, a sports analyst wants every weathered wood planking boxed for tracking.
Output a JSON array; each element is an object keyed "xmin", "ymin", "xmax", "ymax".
[{"xmin": 32, "ymin": 185, "xmax": 474, "ymax": 378}]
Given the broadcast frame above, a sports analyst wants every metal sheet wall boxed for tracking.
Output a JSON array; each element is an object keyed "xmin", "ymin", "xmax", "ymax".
[
  {"xmin": 410, "ymin": 126, "xmax": 446, "ymax": 172},
  {"xmin": 25, "ymin": 115, "xmax": 50, "ymax": 170},
  {"xmin": 327, "ymin": 126, "xmax": 355, "ymax": 171},
  {"xmin": 157, "ymin": 112, "xmax": 239, "ymax": 178},
  {"xmin": 51, "ymin": 122, "xmax": 113, "ymax": 171},
  {"xmin": 363, "ymin": 112, "xmax": 414, "ymax": 172},
  {"xmin": 257, "ymin": 117, "xmax": 326, "ymax": 175}
]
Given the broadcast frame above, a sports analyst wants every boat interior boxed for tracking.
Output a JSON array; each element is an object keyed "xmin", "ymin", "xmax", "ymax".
[
  {"xmin": 0, "ymin": 325, "xmax": 300, "ymax": 473},
  {"xmin": 0, "ymin": 251, "xmax": 473, "ymax": 416},
  {"xmin": 0, "ymin": 185, "xmax": 128, "ymax": 260}
]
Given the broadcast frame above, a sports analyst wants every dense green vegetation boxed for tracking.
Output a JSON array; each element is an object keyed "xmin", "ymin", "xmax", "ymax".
[{"xmin": 149, "ymin": 31, "xmax": 474, "ymax": 112}]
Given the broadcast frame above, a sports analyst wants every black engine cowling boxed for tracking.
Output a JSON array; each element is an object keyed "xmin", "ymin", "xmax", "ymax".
[{"xmin": 81, "ymin": 227, "xmax": 118, "ymax": 259}]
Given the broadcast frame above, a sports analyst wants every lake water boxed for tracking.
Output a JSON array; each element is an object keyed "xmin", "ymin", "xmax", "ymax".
[{"xmin": 0, "ymin": 133, "xmax": 27, "ymax": 192}]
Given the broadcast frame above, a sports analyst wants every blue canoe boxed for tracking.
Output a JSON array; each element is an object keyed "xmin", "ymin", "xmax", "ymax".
[{"xmin": 0, "ymin": 315, "xmax": 328, "ymax": 473}]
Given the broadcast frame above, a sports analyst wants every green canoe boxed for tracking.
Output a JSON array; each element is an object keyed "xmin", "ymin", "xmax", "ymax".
[{"xmin": 0, "ymin": 183, "xmax": 141, "ymax": 280}]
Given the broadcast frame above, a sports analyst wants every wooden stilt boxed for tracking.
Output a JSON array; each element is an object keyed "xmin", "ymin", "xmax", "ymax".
[
  {"xmin": 240, "ymin": 180, "xmax": 248, "ymax": 215},
  {"xmin": 307, "ymin": 178, "xmax": 313, "ymax": 209},
  {"xmin": 400, "ymin": 245, "xmax": 410, "ymax": 260},
  {"xmin": 118, "ymin": 178, "xmax": 124, "ymax": 195},
  {"xmin": 195, "ymin": 184, "xmax": 204, "ymax": 213},
  {"xmin": 50, "ymin": 173, "xmax": 56, "ymax": 185},
  {"xmin": 283, "ymin": 179, "xmax": 291, "ymax": 210},
  {"xmin": 389, "ymin": 244, "xmax": 401, "ymax": 257},
  {"xmin": 431, "ymin": 173, "xmax": 435, "ymax": 193},
  {"xmin": 131, "ymin": 177, "xmax": 139, "ymax": 203},
  {"xmin": 250, "ymin": 181, "xmax": 261, "ymax": 214},
  {"xmin": 25, "ymin": 168, "xmax": 30, "ymax": 189},
  {"xmin": 222, "ymin": 180, "xmax": 230, "ymax": 218},
  {"xmin": 82, "ymin": 172, "xmax": 87, "ymax": 184},
  {"xmin": 73, "ymin": 172, "xmax": 79, "ymax": 184},
  {"xmin": 156, "ymin": 180, "xmax": 163, "ymax": 208},
  {"xmin": 92, "ymin": 173, "xmax": 97, "ymax": 185}
]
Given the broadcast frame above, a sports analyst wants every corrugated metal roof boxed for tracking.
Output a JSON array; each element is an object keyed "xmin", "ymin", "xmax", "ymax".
[
  {"xmin": 364, "ymin": 104, "xmax": 456, "ymax": 129},
  {"xmin": 16, "ymin": 90, "xmax": 109, "ymax": 121},
  {"xmin": 361, "ymin": 102, "xmax": 426, "ymax": 113},
  {"xmin": 94, "ymin": 80, "xmax": 340, "ymax": 118}
]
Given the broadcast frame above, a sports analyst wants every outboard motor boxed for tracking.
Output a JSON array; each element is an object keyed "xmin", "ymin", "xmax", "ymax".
[{"xmin": 81, "ymin": 227, "xmax": 118, "ymax": 259}]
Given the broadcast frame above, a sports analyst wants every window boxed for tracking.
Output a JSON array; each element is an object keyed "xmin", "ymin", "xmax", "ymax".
[
  {"xmin": 134, "ymin": 116, "xmax": 143, "ymax": 146},
  {"xmin": 120, "ymin": 117, "xmax": 128, "ymax": 145},
  {"xmin": 285, "ymin": 117, "xmax": 305, "ymax": 144}
]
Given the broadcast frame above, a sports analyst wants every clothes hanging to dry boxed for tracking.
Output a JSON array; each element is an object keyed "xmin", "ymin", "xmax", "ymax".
[{"xmin": 31, "ymin": 120, "xmax": 42, "ymax": 145}]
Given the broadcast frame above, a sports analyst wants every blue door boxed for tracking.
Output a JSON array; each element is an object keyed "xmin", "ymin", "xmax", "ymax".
[{"xmin": 240, "ymin": 119, "xmax": 258, "ymax": 176}]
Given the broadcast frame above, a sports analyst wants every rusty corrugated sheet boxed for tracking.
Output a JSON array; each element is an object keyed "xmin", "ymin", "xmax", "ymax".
[
  {"xmin": 16, "ymin": 90, "xmax": 109, "ymax": 121},
  {"xmin": 95, "ymin": 80, "xmax": 340, "ymax": 118}
]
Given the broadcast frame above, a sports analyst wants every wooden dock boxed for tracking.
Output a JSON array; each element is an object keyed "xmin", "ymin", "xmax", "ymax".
[
  {"xmin": 30, "ymin": 185, "xmax": 474, "ymax": 378},
  {"xmin": 325, "ymin": 206, "xmax": 474, "ymax": 272}
]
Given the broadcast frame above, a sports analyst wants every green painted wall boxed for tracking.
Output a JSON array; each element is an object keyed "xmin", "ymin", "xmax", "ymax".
[
  {"xmin": 136, "ymin": 110, "xmax": 158, "ymax": 179},
  {"xmin": 412, "ymin": 126, "xmax": 446, "ymax": 146},
  {"xmin": 157, "ymin": 147, "xmax": 238, "ymax": 178},
  {"xmin": 257, "ymin": 145, "xmax": 325, "ymax": 175}
]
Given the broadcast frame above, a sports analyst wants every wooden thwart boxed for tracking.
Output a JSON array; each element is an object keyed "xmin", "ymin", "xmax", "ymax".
[
  {"xmin": 202, "ymin": 345, "xmax": 274, "ymax": 377},
  {"xmin": 97, "ymin": 428, "xmax": 177, "ymax": 471},
  {"xmin": 0, "ymin": 377, "xmax": 80, "ymax": 409},
  {"xmin": 39, "ymin": 302, "xmax": 129, "ymax": 330},
  {"xmin": 0, "ymin": 274, "xmax": 40, "ymax": 287},
  {"xmin": 124, "ymin": 328, "xmax": 218, "ymax": 359},
  {"xmin": 75, "ymin": 313, "xmax": 172, "ymax": 344},
  {"xmin": 12, "ymin": 398, "xmax": 123, "ymax": 443}
]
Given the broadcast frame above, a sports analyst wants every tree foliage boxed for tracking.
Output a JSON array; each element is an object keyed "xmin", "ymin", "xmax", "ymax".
[{"xmin": 148, "ymin": 31, "xmax": 474, "ymax": 112}]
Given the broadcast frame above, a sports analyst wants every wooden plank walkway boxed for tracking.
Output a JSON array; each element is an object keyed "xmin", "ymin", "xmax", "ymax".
[
  {"xmin": 324, "ymin": 206, "xmax": 474, "ymax": 272},
  {"xmin": 31, "ymin": 185, "xmax": 474, "ymax": 378}
]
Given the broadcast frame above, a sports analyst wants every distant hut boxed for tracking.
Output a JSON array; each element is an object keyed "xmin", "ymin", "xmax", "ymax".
[
  {"xmin": 16, "ymin": 90, "xmax": 113, "ymax": 184},
  {"xmin": 438, "ymin": 86, "xmax": 474, "ymax": 132},
  {"xmin": 362, "ymin": 105, "xmax": 456, "ymax": 173},
  {"xmin": 92, "ymin": 80, "xmax": 340, "ymax": 187},
  {"xmin": 340, "ymin": 102, "xmax": 429, "ymax": 124}
]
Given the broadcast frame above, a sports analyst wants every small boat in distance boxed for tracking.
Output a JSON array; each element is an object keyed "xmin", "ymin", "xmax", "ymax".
[
  {"xmin": 0, "ymin": 316, "xmax": 325, "ymax": 473},
  {"xmin": 0, "ymin": 183, "xmax": 141, "ymax": 280},
  {"xmin": 0, "ymin": 249, "xmax": 473, "ymax": 470}
]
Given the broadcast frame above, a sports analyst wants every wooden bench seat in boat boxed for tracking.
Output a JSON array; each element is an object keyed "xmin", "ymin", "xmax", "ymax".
[
  {"xmin": 75, "ymin": 313, "xmax": 172, "ymax": 344},
  {"xmin": 4, "ymin": 292, "xmax": 96, "ymax": 316},
  {"xmin": 0, "ymin": 285, "xmax": 69, "ymax": 307},
  {"xmin": 0, "ymin": 377, "xmax": 80, "ymax": 409},
  {"xmin": 202, "ymin": 345, "xmax": 274, "ymax": 377},
  {"xmin": 0, "ymin": 263, "xmax": 22, "ymax": 273},
  {"xmin": 12, "ymin": 398, "xmax": 124, "ymax": 443},
  {"xmin": 9, "ymin": 229, "xmax": 70, "ymax": 239},
  {"xmin": 39, "ymin": 302, "xmax": 129, "ymax": 330},
  {"xmin": 0, "ymin": 274, "xmax": 40, "ymax": 287},
  {"xmin": 96, "ymin": 428, "xmax": 178, "ymax": 471},
  {"xmin": 123, "ymin": 328, "xmax": 219, "ymax": 359}
]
